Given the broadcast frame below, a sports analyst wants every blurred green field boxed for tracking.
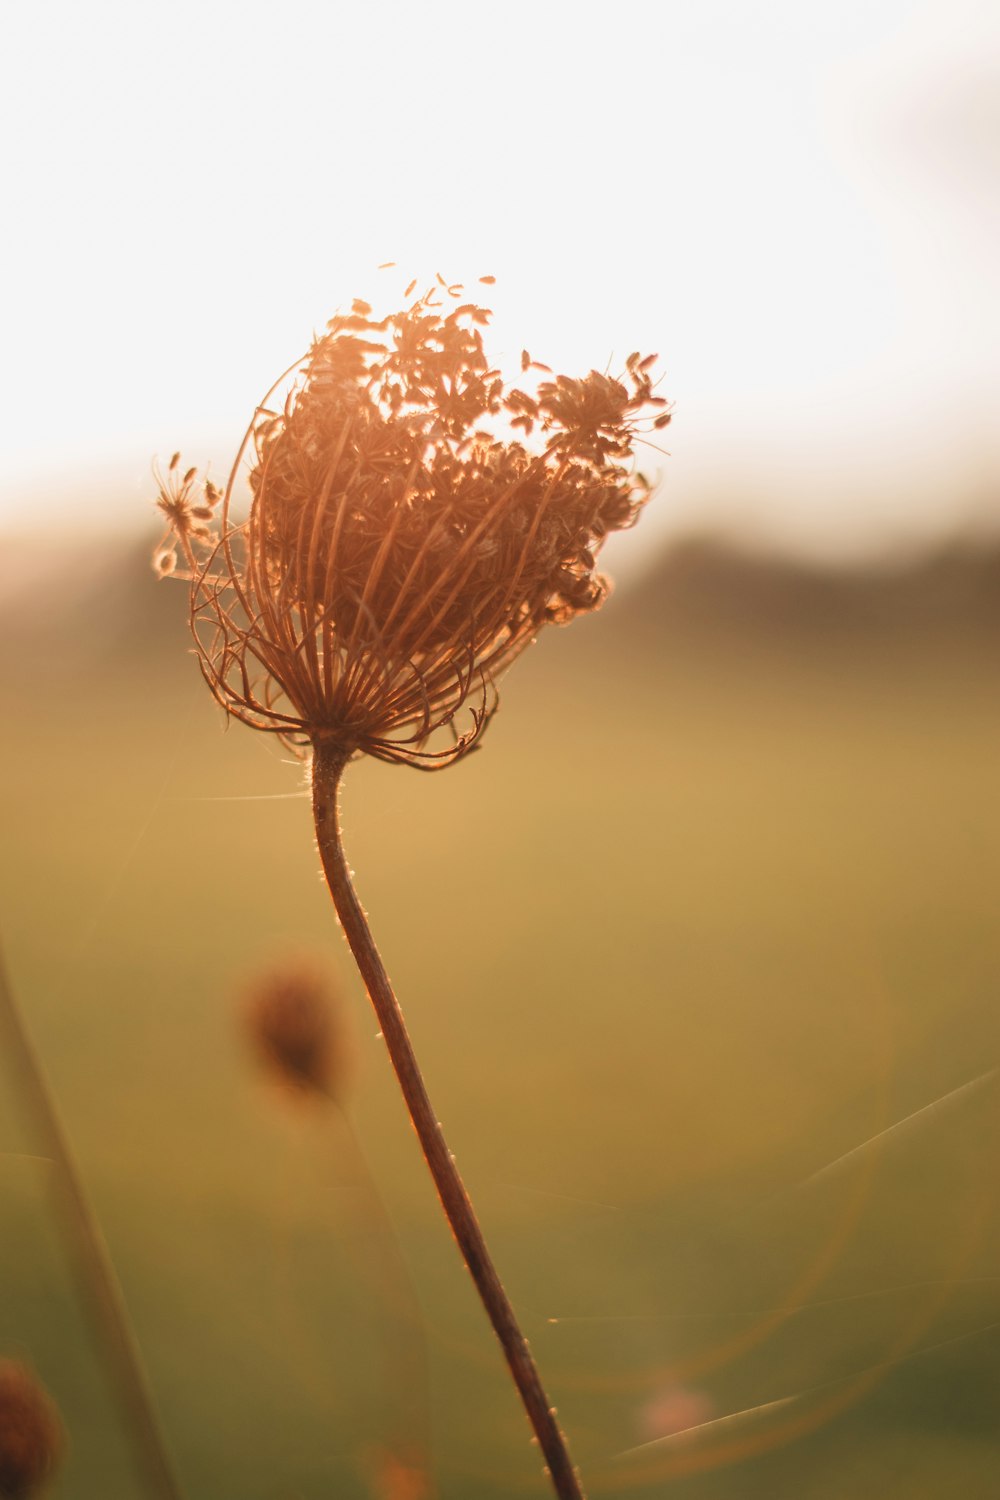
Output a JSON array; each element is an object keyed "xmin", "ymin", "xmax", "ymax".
[{"xmin": 1, "ymin": 538, "xmax": 998, "ymax": 1498}]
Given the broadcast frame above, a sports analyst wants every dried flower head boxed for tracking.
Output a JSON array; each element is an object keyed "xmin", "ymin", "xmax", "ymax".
[
  {"xmin": 0, "ymin": 1362, "xmax": 62, "ymax": 1499},
  {"xmin": 243, "ymin": 957, "xmax": 353, "ymax": 1103},
  {"xmin": 155, "ymin": 279, "xmax": 667, "ymax": 767}
]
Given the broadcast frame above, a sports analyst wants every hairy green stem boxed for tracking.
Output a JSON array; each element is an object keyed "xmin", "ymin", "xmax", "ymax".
[
  {"xmin": 0, "ymin": 935, "xmax": 184, "ymax": 1500},
  {"xmin": 311, "ymin": 739, "xmax": 585, "ymax": 1500}
]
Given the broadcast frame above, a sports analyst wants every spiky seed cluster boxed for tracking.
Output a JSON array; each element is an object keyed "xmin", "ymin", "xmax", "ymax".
[
  {"xmin": 243, "ymin": 958, "xmax": 353, "ymax": 1103},
  {"xmin": 0, "ymin": 1363, "xmax": 62, "ymax": 1499},
  {"xmin": 152, "ymin": 453, "xmax": 221, "ymax": 577},
  {"xmin": 155, "ymin": 278, "xmax": 667, "ymax": 767}
]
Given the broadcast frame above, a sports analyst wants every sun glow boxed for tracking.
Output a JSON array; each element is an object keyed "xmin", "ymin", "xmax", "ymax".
[{"xmin": 1, "ymin": 0, "xmax": 997, "ymax": 557}]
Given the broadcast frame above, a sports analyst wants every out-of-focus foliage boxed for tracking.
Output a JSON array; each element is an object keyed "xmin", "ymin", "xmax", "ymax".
[{"xmin": 0, "ymin": 533, "xmax": 997, "ymax": 1498}]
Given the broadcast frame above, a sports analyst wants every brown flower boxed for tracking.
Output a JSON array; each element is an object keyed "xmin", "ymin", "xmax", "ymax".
[
  {"xmin": 242, "ymin": 957, "xmax": 353, "ymax": 1103},
  {"xmin": 0, "ymin": 1362, "xmax": 62, "ymax": 1499},
  {"xmin": 155, "ymin": 280, "xmax": 667, "ymax": 767}
]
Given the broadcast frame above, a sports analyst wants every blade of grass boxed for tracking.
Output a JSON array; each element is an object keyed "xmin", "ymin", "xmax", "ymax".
[{"xmin": 0, "ymin": 930, "xmax": 184, "ymax": 1500}]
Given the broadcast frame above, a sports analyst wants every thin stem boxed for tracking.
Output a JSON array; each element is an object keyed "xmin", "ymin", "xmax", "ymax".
[
  {"xmin": 311, "ymin": 739, "xmax": 586, "ymax": 1500},
  {"xmin": 0, "ymin": 935, "xmax": 184, "ymax": 1500}
]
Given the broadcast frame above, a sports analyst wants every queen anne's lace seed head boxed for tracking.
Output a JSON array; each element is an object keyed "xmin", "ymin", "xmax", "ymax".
[{"xmin": 154, "ymin": 281, "xmax": 668, "ymax": 768}]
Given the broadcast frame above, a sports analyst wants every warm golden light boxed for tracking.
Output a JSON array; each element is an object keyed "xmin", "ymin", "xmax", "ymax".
[{"xmin": 2, "ymin": 1, "xmax": 997, "ymax": 559}]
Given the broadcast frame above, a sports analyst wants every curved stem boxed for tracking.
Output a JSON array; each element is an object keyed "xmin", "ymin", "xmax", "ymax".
[
  {"xmin": 0, "ymin": 933, "xmax": 184, "ymax": 1500},
  {"xmin": 311, "ymin": 740, "xmax": 585, "ymax": 1500}
]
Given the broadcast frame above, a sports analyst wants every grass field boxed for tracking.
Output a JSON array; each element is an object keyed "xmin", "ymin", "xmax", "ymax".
[{"xmin": 1, "ymin": 538, "xmax": 998, "ymax": 1498}]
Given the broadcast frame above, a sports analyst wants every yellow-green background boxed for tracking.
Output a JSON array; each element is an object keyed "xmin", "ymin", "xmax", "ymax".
[{"xmin": 1, "ymin": 539, "xmax": 998, "ymax": 1498}]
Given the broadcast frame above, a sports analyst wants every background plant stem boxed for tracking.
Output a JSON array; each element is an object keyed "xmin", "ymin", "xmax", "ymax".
[
  {"xmin": 311, "ymin": 739, "xmax": 586, "ymax": 1500},
  {"xmin": 0, "ymin": 934, "xmax": 185, "ymax": 1500}
]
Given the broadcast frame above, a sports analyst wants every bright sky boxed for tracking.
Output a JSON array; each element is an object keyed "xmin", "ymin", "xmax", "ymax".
[{"xmin": 1, "ymin": 0, "xmax": 997, "ymax": 559}]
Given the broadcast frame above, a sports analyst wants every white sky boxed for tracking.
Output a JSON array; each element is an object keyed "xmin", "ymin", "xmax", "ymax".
[{"xmin": 1, "ymin": 0, "xmax": 997, "ymax": 559}]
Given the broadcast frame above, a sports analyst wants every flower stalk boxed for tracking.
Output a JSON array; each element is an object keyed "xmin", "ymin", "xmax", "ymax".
[
  {"xmin": 0, "ymin": 936, "xmax": 183, "ymax": 1500},
  {"xmin": 155, "ymin": 277, "xmax": 667, "ymax": 1492},
  {"xmin": 311, "ymin": 739, "xmax": 585, "ymax": 1500}
]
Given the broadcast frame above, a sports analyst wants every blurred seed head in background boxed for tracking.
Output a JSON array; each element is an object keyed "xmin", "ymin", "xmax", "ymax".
[
  {"xmin": 242, "ymin": 956, "xmax": 355, "ymax": 1107},
  {"xmin": 0, "ymin": 1363, "xmax": 62, "ymax": 1500}
]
